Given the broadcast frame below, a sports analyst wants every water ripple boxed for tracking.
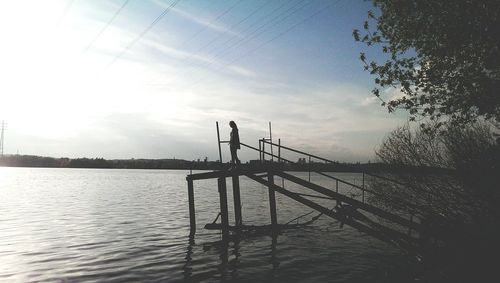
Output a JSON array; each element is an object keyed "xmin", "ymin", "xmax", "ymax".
[{"xmin": 0, "ymin": 168, "xmax": 418, "ymax": 282}]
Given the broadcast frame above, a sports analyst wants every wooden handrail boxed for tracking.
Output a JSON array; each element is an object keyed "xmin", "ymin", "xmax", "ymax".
[{"xmin": 261, "ymin": 139, "xmax": 409, "ymax": 187}]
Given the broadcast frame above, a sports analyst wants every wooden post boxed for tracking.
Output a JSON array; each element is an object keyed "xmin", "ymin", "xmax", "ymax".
[
  {"xmin": 278, "ymin": 138, "xmax": 281, "ymax": 163},
  {"xmin": 308, "ymin": 156, "xmax": 311, "ymax": 182},
  {"xmin": 362, "ymin": 172, "xmax": 365, "ymax": 203},
  {"xmin": 259, "ymin": 139, "xmax": 263, "ymax": 162},
  {"xmin": 362, "ymin": 172, "xmax": 365, "ymax": 188},
  {"xmin": 187, "ymin": 179, "xmax": 196, "ymax": 235},
  {"xmin": 268, "ymin": 172, "xmax": 278, "ymax": 227},
  {"xmin": 232, "ymin": 175, "xmax": 242, "ymax": 228},
  {"xmin": 216, "ymin": 122, "xmax": 223, "ymax": 164},
  {"xmin": 335, "ymin": 179, "xmax": 339, "ymax": 206},
  {"xmin": 278, "ymin": 138, "xmax": 284, "ymax": 187},
  {"xmin": 262, "ymin": 139, "xmax": 266, "ymax": 161},
  {"xmin": 218, "ymin": 177, "xmax": 230, "ymax": 239},
  {"xmin": 269, "ymin": 122, "xmax": 273, "ymax": 162}
]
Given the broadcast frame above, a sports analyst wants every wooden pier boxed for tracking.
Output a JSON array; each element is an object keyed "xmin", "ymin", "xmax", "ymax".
[{"xmin": 186, "ymin": 123, "xmax": 429, "ymax": 256}]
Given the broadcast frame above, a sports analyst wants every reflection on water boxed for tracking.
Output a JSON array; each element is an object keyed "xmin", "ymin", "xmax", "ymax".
[
  {"xmin": 182, "ymin": 235, "xmax": 195, "ymax": 279},
  {"xmin": 182, "ymin": 233, "xmax": 280, "ymax": 282},
  {"xmin": 0, "ymin": 167, "xmax": 419, "ymax": 282},
  {"xmin": 184, "ymin": 232, "xmax": 282, "ymax": 282}
]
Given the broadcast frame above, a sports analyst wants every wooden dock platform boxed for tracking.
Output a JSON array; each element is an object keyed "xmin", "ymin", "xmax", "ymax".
[
  {"xmin": 187, "ymin": 123, "xmax": 431, "ymax": 256},
  {"xmin": 186, "ymin": 164, "xmax": 424, "ymax": 255}
]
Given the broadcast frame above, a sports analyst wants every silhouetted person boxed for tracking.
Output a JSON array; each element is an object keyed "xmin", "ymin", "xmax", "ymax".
[{"xmin": 229, "ymin": 121, "xmax": 240, "ymax": 168}]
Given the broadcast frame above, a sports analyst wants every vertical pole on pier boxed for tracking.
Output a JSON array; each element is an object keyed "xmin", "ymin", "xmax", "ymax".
[
  {"xmin": 262, "ymin": 139, "xmax": 266, "ymax": 162},
  {"xmin": 362, "ymin": 172, "xmax": 365, "ymax": 203},
  {"xmin": 335, "ymin": 179, "xmax": 339, "ymax": 206},
  {"xmin": 278, "ymin": 138, "xmax": 284, "ymax": 188},
  {"xmin": 308, "ymin": 156, "xmax": 311, "ymax": 182},
  {"xmin": 269, "ymin": 122, "xmax": 273, "ymax": 162},
  {"xmin": 232, "ymin": 175, "xmax": 242, "ymax": 228},
  {"xmin": 278, "ymin": 139, "xmax": 281, "ymax": 163},
  {"xmin": 187, "ymin": 179, "xmax": 196, "ymax": 235},
  {"xmin": 362, "ymin": 172, "xmax": 365, "ymax": 189},
  {"xmin": 216, "ymin": 122, "xmax": 223, "ymax": 164},
  {"xmin": 268, "ymin": 172, "xmax": 278, "ymax": 227},
  {"xmin": 218, "ymin": 177, "xmax": 230, "ymax": 239},
  {"xmin": 259, "ymin": 139, "xmax": 262, "ymax": 162}
]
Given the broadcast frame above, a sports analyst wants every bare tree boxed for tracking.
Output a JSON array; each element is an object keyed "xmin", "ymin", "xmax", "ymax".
[{"xmin": 370, "ymin": 121, "xmax": 499, "ymax": 223}]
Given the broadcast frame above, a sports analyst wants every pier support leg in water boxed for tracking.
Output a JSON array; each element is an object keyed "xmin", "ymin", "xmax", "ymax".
[
  {"xmin": 218, "ymin": 177, "xmax": 230, "ymax": 239},
  {"xmin": 187, "ymin": 179, "xmax": 196, "ymax": 235},
  {"xmin": 268, "ymin": 172, "xmax": 278, "ymax": 228},
  {"xmin": 232, "ymin": 175, "xmax": 242, "ymax": 229}
]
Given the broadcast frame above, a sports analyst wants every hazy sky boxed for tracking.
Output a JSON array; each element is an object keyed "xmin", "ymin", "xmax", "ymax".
[{"xmin": 0, "ymin": 0, "xmax": 407, "ymax": 162}]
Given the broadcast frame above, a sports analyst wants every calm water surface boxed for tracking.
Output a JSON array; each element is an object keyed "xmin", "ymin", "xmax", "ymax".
[{"xmin": 0, "ymin": 168, "xmax": 419, "ymax": 282}]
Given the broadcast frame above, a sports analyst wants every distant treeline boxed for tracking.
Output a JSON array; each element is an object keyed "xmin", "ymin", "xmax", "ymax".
[
  {"xmin": 0, "ymin": 154, "xmax": 453, "ymax": 174},
  {"xmin": 0, "ymin": 155, "xmax": 219, "ymax": 170}
]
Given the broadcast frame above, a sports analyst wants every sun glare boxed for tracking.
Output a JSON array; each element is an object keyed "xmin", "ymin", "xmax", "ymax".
[{"xmin": 0, "ymin": 1, "xmax": 175, "ymax": 139}]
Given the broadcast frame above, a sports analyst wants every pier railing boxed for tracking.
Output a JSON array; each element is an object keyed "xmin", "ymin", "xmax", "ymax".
[
  {"xmin": 214, "ymin": 121, "xmax": 421, "ymax": 220},
  {"xmin": 237, "ymin": 138, "xmax": 421, "ymax": 217},
  {"xmin": 183, "ymin": 123, "xmax": 449, "ymax": 256}
]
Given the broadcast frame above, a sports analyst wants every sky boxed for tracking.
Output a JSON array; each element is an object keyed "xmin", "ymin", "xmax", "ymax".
[{"xmin": 0, "ymin": 0, "xmax": 408, "ymax": 162}]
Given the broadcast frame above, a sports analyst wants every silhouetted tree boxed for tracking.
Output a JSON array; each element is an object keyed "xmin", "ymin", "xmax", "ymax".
[
  {"xmin": 354, "ymin": 0, "xmax": 500, "ymax": 124},
  {"xmin": 371, "ymin": 120, "xmax": 500, "ymax": 281},
  {"xmin": 373, "ymin": 121, "xmax": 498, "ymax": 215}
]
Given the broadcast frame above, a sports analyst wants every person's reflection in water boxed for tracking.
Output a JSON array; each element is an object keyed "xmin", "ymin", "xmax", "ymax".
[{"xmin": 229, "ymin": 121, "xmax": 241, "ymax": 169}]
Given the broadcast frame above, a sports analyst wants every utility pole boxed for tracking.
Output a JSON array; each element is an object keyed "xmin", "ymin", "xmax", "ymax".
[{"xmin": 0, "ymin": 120, "xmax": 5, "ymax": 157}]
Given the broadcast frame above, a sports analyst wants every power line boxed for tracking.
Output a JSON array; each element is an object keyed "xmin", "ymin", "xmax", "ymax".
[
  {"xmin": 107, "ymin": 0, "xmax": 182, "ymax": 68},
  {"xmin": 191, "ymin": 0, "xmax": 341, "ymax": 87},
  {"xmin": 180, "ymin": 0, "xmax": 307, "ymax": 78},
  {"xmin": 188, "ymin": 0, "xmax": 312, "ymax": 74},
  {"xmin": 83, "ymin": 0, "xmax": 131, "ymax": 53},
  {"xmin": 182, "ymin": 0, "xmax": 270, "ymax": 65},
  {"xmin": 233, "ymin": 0, "xmax": 342, "ymax": 63},
  {"xmin": 200, "ymin": 0, "xmax": 312, "ymax": 69},
  {"xmin": 196, "ymin": 0, "xmax": 286, "ymax": 60},
  {"xmin": 179, "ymin": 0, "xmax": 244, "ymax": 49}
]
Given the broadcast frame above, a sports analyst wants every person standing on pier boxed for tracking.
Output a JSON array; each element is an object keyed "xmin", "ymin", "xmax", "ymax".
[{"xmin": 229, "ymin": 121, "xmax": 241, "ymax": 169}]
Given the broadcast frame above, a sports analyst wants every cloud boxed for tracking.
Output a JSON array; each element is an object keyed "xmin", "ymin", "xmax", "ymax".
[
  {"xmin": 166, "ymin": 78, "xmax": 406, "ymax": 161},
  {"xmin": 0, "ymin": 0, "xmax": 407, "ymax": 163},
  {"xmin": 151, "ymin": 0, "xmax": 234, "ymax": 34},
  {"xmin": 141, "ymin": 39, "xmax": 214, "ymax": 64},
  {"xmin": 226, "ymin": 65, "xmax": 257, "ymax": 77},
  {"xmin": 170, "ymin": 7, "xmax": 234, "ymax": 34},
  {"xmin": 361, "ymin": 96, "xmax": 379, "ymax": 106},
  {"xmin": 383, "ymin": 87, "xmax": 406, "ymax": 101},
  {"xmin": 133, "ymin": 37, "xmax": 258, "ymax": 79}
]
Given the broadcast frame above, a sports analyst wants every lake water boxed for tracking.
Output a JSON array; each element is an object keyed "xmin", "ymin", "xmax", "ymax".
[{"xmin": 0, "ymin": 168, "xmax": 419, "ymax": 282}]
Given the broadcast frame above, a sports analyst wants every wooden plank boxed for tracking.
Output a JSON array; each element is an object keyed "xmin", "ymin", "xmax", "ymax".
[
  {"xmin": 275, "ymin": 171, "xmax": 421, "ymax": 231},
  {"xmin": 232, "ymin": 175, "xmax": 242, "ymax": 227},
  {"xmin": 218, "ymin": 177, "xmax": 230, "ymax": 239},
  {"xmin": 187, "ymin": 179, "xmax": 196, "ymax": 235},
  {"xmin": 268, "ymin": 172, "xmax": 278, "ymax": 227},
  {"xmin": 186, "ymin": 167, "xmax": 267, "ymax": 181},
  {"xmin": 245, "ymin": 173, "xmax": 415, "ymax": 249}
]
